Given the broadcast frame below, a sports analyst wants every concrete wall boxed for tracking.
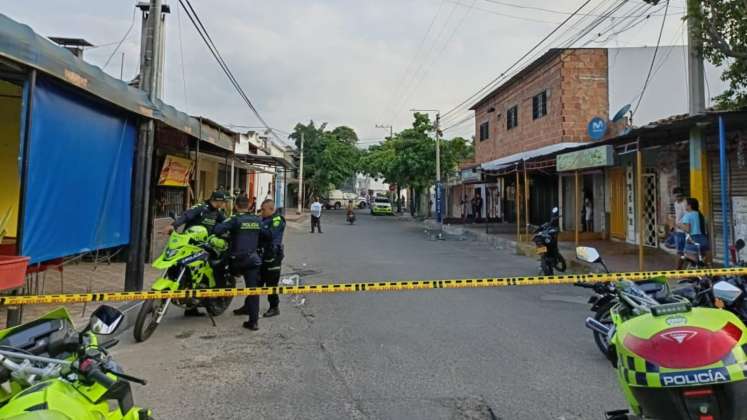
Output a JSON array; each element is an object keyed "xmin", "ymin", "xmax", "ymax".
[{"xmin": 607, "ymin": 46, "xmax": 728, "ymax": 127}]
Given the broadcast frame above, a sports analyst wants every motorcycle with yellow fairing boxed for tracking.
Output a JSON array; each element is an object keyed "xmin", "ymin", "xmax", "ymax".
[{"xmin": 133, "ymin": 225, "xmax": 234, "ymax": 342}]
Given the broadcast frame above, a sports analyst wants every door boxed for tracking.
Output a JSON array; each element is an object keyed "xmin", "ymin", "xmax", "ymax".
[{"xmin": 609, "ymin": 168, "xmax": 626, "ymax": 239}]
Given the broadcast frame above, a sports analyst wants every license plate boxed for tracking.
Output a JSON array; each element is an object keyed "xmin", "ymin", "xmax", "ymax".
[{"xmin": 536, "ymin": 246, "xmax": 547, "ymax": 254}]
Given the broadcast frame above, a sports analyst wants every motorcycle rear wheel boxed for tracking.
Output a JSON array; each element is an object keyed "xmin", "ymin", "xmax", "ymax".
[
  {"xmin": 554, "ymin": 254, "xmax": 567, "ymax": 272},
  {"xmin": 205, "ymin": 276, "xmax": 235, "ymax": 316},
  {"xmin": 593, "ymin": 301, "xmax": 615, "ymax": 355},
  {"xmin": 541, "ymin": 258, "xmax": 554, "ymax": 276},
  {"xmin": 134, "ymin": 299, "xmax": 165, "ymax": 342}
]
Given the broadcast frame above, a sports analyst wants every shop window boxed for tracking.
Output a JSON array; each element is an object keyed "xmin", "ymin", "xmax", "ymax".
[
  {"xmin": 479, "ymin": 122, "xmax": 490, "ymax": 141},
  {"xmin": 507, "ymin": 106, "xmax": 518, "ymax": 130},
  {"xmin": 532, "ymin": 91, "xmax": 548, "ymax": 120}
]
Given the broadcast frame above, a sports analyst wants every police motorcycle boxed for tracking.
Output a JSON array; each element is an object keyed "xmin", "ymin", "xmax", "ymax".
[
  {"xmin": 528, "ymin": 207, "xmax": 566, "ymax": 275},
  {"xmin": 575, "ymin": 247, "xmax": 714, "ymax": 356},
  {"xmin": 0, "ymin": 305, "xmax": 152, "ymax": 419},
  {"xmin": 133, "ymin": 223, "xmax": 235, "ymax": 342},
  {"xmin": 576, "ymin": 248, "xmax": 747, "ymax": 420}
]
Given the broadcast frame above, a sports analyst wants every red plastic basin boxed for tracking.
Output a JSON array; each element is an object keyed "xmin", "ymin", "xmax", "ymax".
[{"xmin": 0, "ymin": 256, "xmax": 29, "ymax": 290}]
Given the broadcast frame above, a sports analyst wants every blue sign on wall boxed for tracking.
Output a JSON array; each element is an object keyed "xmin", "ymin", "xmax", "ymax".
[{"xmin": 587, "ymin": 117, "xmax": 608, "ymax": 141}]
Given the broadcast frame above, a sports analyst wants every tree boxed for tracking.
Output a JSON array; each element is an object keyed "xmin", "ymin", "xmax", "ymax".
[
  {"xmin": 359, "ymin": 113, "xmax": 473, "ymax": 213},
  {"xmin": 289, "ymin": 121, "xmax": 360, "ymax": 204},
  {"xmin": 689, "ymin": 0, "xmax": 747, "ymax": 108}
]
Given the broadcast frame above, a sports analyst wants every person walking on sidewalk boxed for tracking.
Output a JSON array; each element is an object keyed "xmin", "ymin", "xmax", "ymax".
[
  {"xmin": 214, "ymin": 195, "xmax": 272, "ymax": 331},
  {"xmin": 258, "ymin": 198, "xmax": 285, "ymax": 318},
  {"xmin": 310, "ymin": 197, "xmax": 323, "ymax": 233}
]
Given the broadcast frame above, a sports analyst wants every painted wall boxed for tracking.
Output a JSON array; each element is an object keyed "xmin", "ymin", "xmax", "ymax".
[
  {"xmin": 608, "ymin": 46, "xmax": 728, "ymax": 127},
  {"xmin": 0, "ymin": 81, "xmax": 22, "ymax": 237}
]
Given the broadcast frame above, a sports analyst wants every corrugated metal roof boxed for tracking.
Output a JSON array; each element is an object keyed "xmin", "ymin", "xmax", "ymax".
[{"xmin": 481, "ymin": 142, "xmax": 585, "ymax": 171}]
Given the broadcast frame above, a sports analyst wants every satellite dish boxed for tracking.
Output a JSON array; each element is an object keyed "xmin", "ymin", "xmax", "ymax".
[{"xmin": 612, "ymin": 104, "xmax": 632, "ymax": 123}]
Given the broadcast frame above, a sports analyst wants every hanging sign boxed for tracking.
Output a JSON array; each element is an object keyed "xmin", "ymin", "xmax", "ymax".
[
  {"xmin": 587, "ymin": 117, "xmax": 608, "ymax": 140},
  {"xmin": 556, "ymin": 145, "xmax": 614, "ymax": 172},
  {"xmin": 158, "ymin": 155, "xmax": 194, "ymax": 187}
]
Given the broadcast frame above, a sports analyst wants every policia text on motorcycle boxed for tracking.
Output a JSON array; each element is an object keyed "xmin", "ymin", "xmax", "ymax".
[
  {"xmin": 233, "ymin": 198, "xmax": 286, "ymax": 318},
  {"xmin": 213, "ymin": 195, "xmax": 273, "ymax": 331}
]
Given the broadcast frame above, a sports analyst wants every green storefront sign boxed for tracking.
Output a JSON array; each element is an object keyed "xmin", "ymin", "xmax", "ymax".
[{"xmin": 556, "ymin": 145, "xmax": 614, "ymax": 172}]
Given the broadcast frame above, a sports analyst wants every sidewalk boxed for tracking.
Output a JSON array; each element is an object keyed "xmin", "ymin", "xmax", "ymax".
[
  {"xmin": 447, "ymin": 223, "xmax": 677, "ymax": 273},
  {"xmin": 0, "ymin": 262, "xmax": 160, "ymax": 327}
]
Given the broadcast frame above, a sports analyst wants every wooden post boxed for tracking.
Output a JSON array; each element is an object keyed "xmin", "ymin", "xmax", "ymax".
[
  {"xmin": 574, "ymin": 170, "xmax": 580, "ymax": 248},
  {"xmin": 516, "ymin": 169, "xmax": 520, "ymax": 242},
  {"xmin": 637, "ymin": 147, "xmax": 644, "ymax": 272},
  {"xmin": 523, "ymin": 162, "xmax": 530, "ymax": 236}
]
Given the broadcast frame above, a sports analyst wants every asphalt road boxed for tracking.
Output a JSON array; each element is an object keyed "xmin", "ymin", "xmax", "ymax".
[{"xmin": 115, "ymin": 211, "xmax": 626, "ymax": 419}]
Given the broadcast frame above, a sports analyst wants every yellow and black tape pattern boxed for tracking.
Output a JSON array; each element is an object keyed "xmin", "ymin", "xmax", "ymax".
[{"xmin": 2, "ymin": 267, "xmax": 747, "ymax": 306}]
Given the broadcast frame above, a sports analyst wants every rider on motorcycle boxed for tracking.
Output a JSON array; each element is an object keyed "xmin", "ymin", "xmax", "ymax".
[
  {"xmin": 164, "ymin": 190, "xmax": 228, "ymax": 316},
  {"xmin": 346, "ymin": 200, "xmax": 355, "ymax": 222}
]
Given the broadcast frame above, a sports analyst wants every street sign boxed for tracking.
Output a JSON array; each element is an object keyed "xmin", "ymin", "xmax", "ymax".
[
  {"xmin": 587, "ymin": 117, "xmax": 608, "ymax": 140},
  {"xmin": 556, "ymin": 145, "xmax": 614, "ymax": 172}
]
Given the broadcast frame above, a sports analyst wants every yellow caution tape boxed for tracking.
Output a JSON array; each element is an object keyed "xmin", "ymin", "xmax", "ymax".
[{"xmin": 2, "ymin": 267, "xmax": 747, "ymax": 306}]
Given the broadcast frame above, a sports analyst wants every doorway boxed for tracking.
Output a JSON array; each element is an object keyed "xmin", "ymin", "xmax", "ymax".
[{"xmin": 609, "ymin": 168, "xmax": 626, "ymax": 239}]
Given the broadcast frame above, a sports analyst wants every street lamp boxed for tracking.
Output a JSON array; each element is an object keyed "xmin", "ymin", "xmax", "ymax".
[{"xmin": 409, "ymin": 109, "xmax": 443, "ymax": 229}]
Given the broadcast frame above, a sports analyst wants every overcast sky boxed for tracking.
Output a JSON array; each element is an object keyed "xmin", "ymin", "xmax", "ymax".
[{"xmin": 3, "ymin": 0, "xmax": 689, "ymax": 145}]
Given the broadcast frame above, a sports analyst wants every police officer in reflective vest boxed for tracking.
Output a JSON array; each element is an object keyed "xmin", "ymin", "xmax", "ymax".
[
  {"xmin": 256, "ymin": 198, "xmax": 285, "ymax": 318},
  {"xmin": 213, "ymin": 195, "xmax": 272, "ymax": 331},
  {"xmin": 168, "ymin": 190, "xmax": 227, "ymax": 234}
]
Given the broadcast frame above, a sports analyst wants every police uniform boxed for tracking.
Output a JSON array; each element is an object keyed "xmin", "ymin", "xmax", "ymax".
[
  {"xmin": 172, "ymin": 201, "xmax": 225, "ymax": 234},
  {"xmin": 213, "ymin": 210, "xmax": 272, "ymax": 329},
  {"xmin": 260, "ymin": 213, "xmax": 286, "ymax": 315}
]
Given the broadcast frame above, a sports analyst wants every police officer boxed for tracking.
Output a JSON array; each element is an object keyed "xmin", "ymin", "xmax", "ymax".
[
  {"xmin": 213, "ymin": 195, "xmax": 272, "ymax": 331},
  {"xmin": 167, "ymin": 190, "xmax": 227, "ymax": 234},
  {"xmin": 257, "ymin": 198, "xmax": 285, "ymax": 318}
]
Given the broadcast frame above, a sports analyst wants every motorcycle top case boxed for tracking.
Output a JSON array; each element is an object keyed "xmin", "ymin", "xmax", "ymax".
[{"xmin": 614, "ymin": 307, "xmax": 747, "ymax": 389}]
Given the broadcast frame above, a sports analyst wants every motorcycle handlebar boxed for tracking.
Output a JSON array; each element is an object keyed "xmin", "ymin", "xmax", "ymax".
[{"xmin": 87, "ymin": 367, "xmax": 116, "ymax": 388}]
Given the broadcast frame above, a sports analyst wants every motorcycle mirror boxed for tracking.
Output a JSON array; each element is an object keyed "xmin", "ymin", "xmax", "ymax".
[
  {"xmin": 737, "ymin": 239, "xmax": 745, "ymax": 251},
  {"xmin": 576, "ymin": 246, "xmax": 601, "ymax": 263},
  {"xmin": 713, "ymin": 280, "xmax": 743, "ymax": 305},
  {"xmin": 89, "ymin": 305, "xmax": 125, "ymax": 336}
]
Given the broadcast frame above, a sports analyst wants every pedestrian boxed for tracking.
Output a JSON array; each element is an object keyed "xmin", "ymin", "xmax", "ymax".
[
  {"xmin": 461, "ymin": 195, "xmax": 468, "ymax": 223},
  {"xmin": 677, "ymin": 197, "xmax": 710, "ymax": 264},
  {"xmin": 583, "ymin": 197, "xmax": 593, "ymax": 232},
  {"xmin": 215, "ymin": 195, "xmax": 272, "ymax": 331},
  {"xmin": 257, "ymin": 198, "xmax": 285, "ymax": 318},
  {"xmin": 475, "ymin": 194, "xmax": 483, "ymax": 222},
  {"xmin": 668, "ymin": 187, "xmax": 688, "ymax": 269},
  {"xmin": 310, "ymin": 196, "xmax": 323, "ymax": 233}
]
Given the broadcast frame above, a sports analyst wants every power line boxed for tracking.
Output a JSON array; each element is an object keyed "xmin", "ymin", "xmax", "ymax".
[
  {"xmin": 440, "ymin": 0, "xmax": 595, "ymax": 121},
  {"xmin": 103, "ymin": 6, "xmax": 137, "ymax": 69},
  {"xmin": 443, "ymin": 114, "xmax": 474, "ymax": 132},
  {"xmin": 480, "ymin": 0, "xmax": 682, "ymax": 17},
  {"xmin": 178, "ymin": 0, "xmax": 284, "ymax": 145},
  {"xmin": 632, "ymin": 0, "xmax": 670, "ymax": 117}
]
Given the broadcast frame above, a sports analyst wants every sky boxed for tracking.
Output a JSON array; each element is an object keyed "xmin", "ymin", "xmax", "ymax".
[{"xmin": 2, "ymin": 0, "xmax": 691, "ymax": 146}]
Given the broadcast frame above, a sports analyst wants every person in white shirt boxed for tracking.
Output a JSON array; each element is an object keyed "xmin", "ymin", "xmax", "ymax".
[
  {"xmin": 310, "ymin": 197, "xmax": 323, "ymax": 233},
  {"xmin": 669, "ymin": 187, "xmax": 687, "ymax": 269}
]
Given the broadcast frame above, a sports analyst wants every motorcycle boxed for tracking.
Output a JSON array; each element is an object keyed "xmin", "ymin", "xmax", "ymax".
[
  {"xmin": 0, "ymin": 305, "xmax": 152, "ymax": 419},
  {"xmin": 577, "ymin": 248, "xmax": 747, "ymax": 420},
  {"xmin": 576, "ymin": 246, "xmax": 713, "ymax": 356},
  {"xmin": 529, "ymin": 207, "xmax": 566, "ymax": 275},
  {"xmin": 133, "ymin": 224, "xmax": 235, "ymax": 342},
  {"xmin": 347, "ymin": 210, "xmax": 356, "ymax": 225}
]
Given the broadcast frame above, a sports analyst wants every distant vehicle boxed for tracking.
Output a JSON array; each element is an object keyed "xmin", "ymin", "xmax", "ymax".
[
  {"xmin": 326, "ymin": 190, "xmax": 366, "ymax": 209},
  {"xmin": 371, "ymin": 196, "xmax": 393, "ymax": 215}
]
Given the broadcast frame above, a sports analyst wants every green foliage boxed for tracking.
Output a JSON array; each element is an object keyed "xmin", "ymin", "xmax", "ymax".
[
  {"xmin": 689, "ymin": 0, "xmax": 747, "ymax": 109},
  {"xmin": 289, "ymin": 121, "xmax": 360, "ymax": 202},
  {"xmin": 359, "ymin": 113, "xmax": 474, "ymax": 191}
]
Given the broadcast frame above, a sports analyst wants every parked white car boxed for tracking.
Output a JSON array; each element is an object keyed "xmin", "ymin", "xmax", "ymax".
[{"xmin": 325, "ymin": 190, "xmax": 366, "ymax": 209}]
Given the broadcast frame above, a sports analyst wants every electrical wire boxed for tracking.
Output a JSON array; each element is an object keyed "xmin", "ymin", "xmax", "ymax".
[
  {"xmin": 479, "ymin": 0, "xmax": 679, "ymax": 17},
  {"xmin": 632, "ymin": 0, "xmax": 670, "ymax": 117},
  {"xmin": 176, "ymin": 0, "xmax": 189, "ymax": 110},
  {"xmin": 103, "ymin": 7, "xmax": 137, "ymax": 69},
  {"xmin": 440, "ymin": 0, "xmax": 595, "ymax": 121},
  {"xmin": 178, "ymin": 0, "xmax": 284, "ymax": 145},
  {"xmin": 443, "ymin": 114, "xmax": 475, "ymax": 132}
]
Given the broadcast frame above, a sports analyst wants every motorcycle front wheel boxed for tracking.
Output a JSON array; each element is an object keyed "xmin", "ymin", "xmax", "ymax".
[
  {"xmin": 134, "ymin": 299, "xmax": 166, "ymax": 342},
  {"xmin": 554, "ymin": 254, "xmax": 567, "ymax": 272},
  {"xmin": 541, "ymin": 257, "xmax": 554, "ymax": 276}
]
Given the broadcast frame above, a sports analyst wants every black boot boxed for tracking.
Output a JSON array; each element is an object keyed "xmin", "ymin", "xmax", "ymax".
[
  {"xmin": 263, "ymin": 307, "xmax": 279, "ymax": 318},
  {"xmin": 242, "ymin": 320, "xmax": 259, "ymax": 331}
]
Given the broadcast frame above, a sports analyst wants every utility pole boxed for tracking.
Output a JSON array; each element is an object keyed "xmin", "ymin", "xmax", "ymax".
[
  {"xmin": 686, "ymin": 0, "xmax": 709, "ymax": 217},
  {"xmin": 125, "ymin": 0, "xmax": 165, "ymax": 291},
  {"xmin": 296, "ymin": 132, "xmax": 305, "ymax": 214}
]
